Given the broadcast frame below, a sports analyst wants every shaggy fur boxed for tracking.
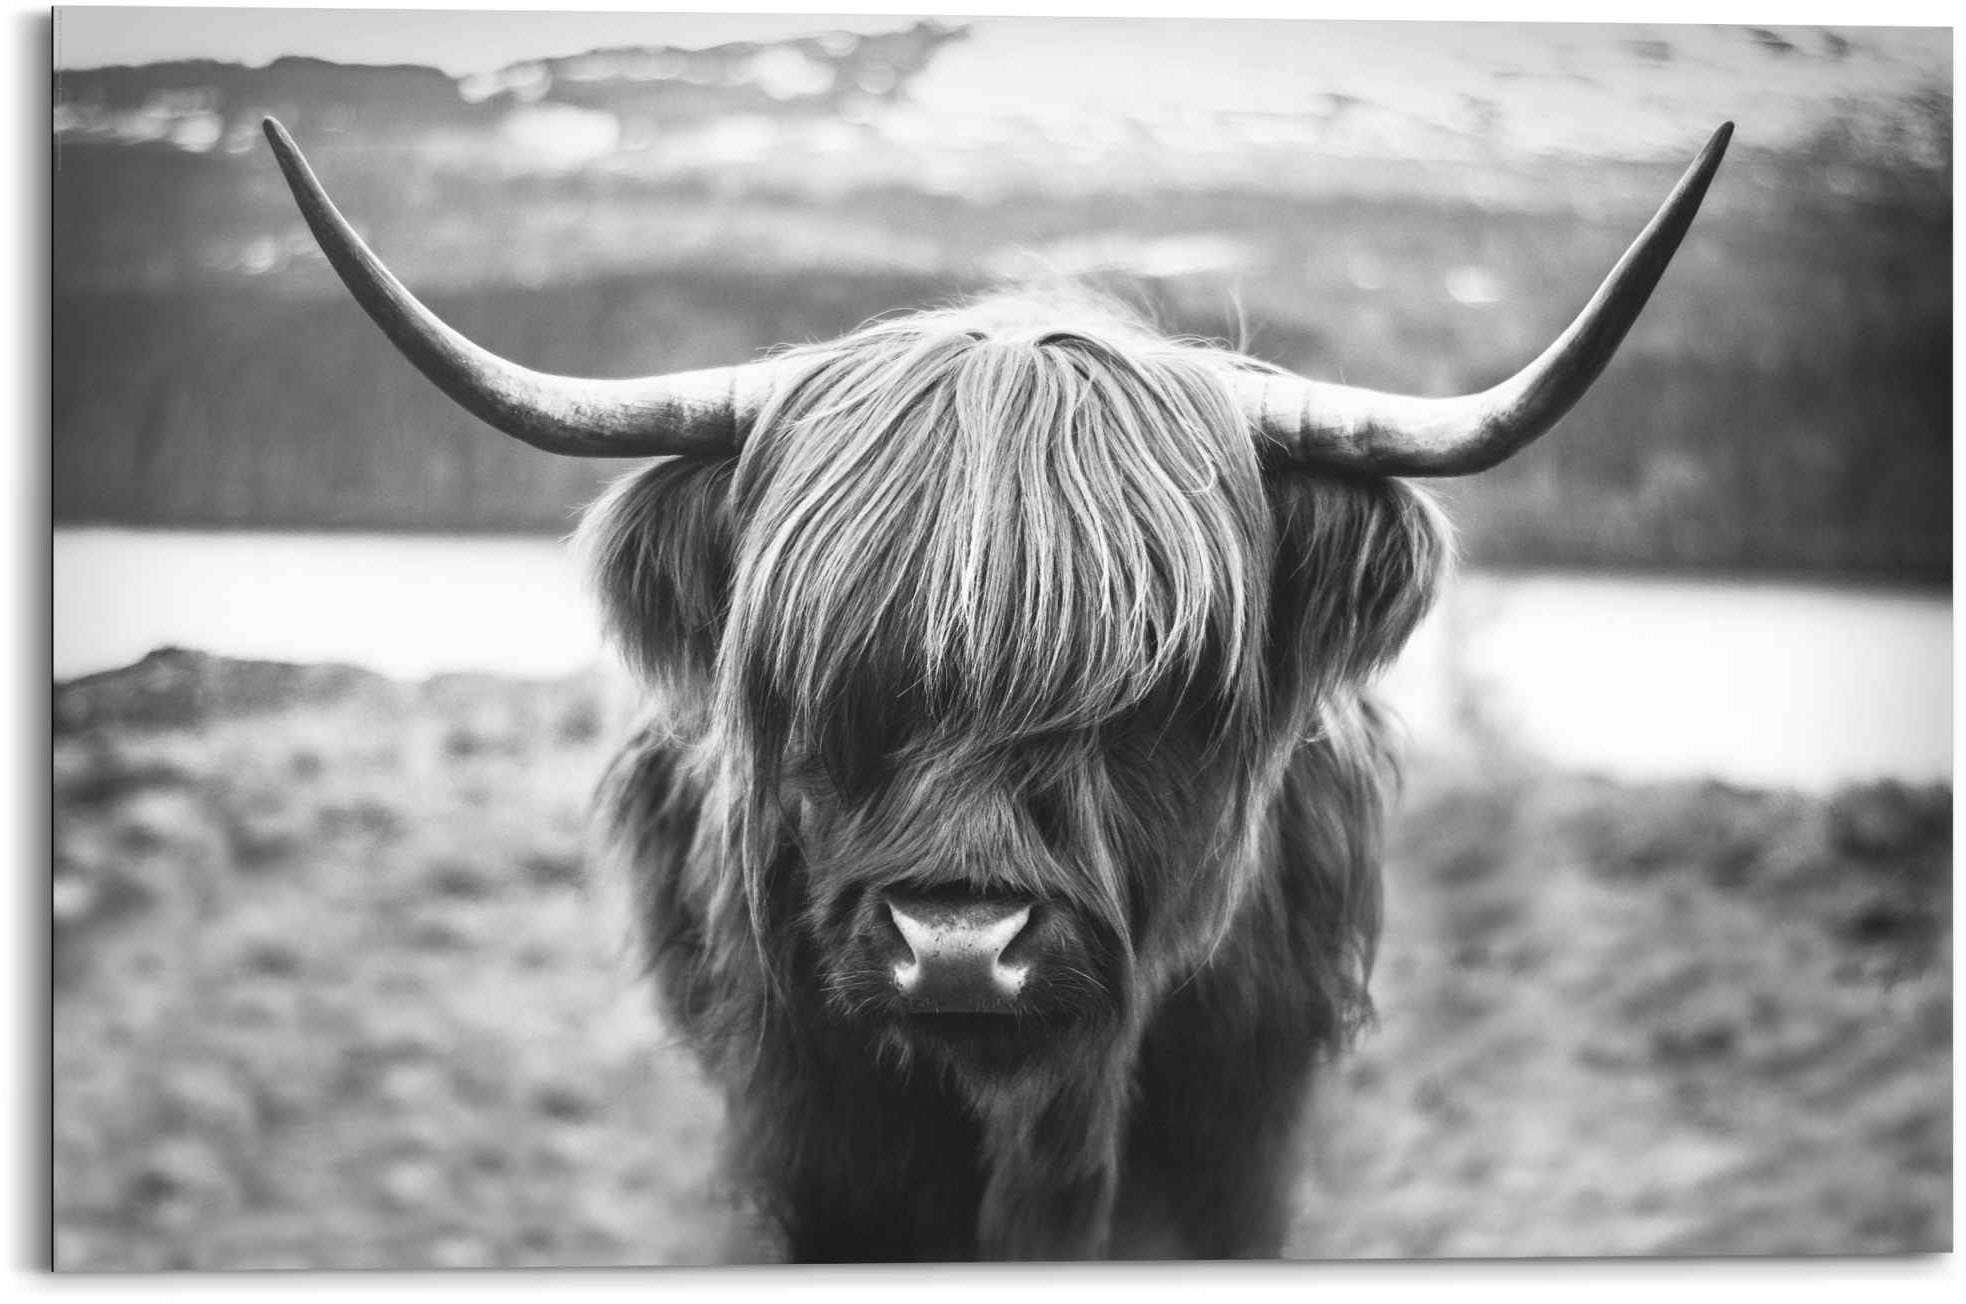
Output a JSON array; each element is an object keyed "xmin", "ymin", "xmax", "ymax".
[{"xmin": 577, "ymin": 290, "xmax": 1451, "ymax": 1261}]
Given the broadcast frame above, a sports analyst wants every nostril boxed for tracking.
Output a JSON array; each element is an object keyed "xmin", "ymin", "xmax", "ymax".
[{"xmin": 884, "ymin": 896, "xmax": 1035, "ymax": 1007}]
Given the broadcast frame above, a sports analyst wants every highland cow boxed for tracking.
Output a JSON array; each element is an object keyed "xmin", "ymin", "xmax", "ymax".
[{"xmin": 263, "ymin": 117, "xmax": 1730, "ymax": 1261}]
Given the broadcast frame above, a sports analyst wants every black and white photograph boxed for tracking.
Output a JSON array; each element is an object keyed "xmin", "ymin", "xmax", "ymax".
[{"xmin": 44, "ymin": 3, "xmax": 1953, "ymax": 1272}]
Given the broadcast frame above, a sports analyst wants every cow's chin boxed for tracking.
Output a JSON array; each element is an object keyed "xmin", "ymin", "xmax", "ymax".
[{"xmin": 878, "ymin": 1008, "xmax": 1094, "ymax": 1082}]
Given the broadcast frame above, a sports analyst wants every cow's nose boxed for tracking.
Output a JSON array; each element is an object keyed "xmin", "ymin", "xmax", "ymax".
[{"xmin": 884, "ymin": 895, "xmax": 1034, "ymax": 1012}]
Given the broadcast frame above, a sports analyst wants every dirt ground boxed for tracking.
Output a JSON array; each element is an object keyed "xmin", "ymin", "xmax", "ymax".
[{"xmin": 51, "ymin": 654, "xmax": 1951, "ymax": 1268}]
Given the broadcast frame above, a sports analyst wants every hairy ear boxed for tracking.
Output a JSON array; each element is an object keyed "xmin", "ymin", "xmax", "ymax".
[
  {"xmin": 1265, "ymin": 470, "xmax": 1453, "ymax": 718},
  {"xmin": 574, "ymin": 458, "xmax": 737, "ymax": 700}
]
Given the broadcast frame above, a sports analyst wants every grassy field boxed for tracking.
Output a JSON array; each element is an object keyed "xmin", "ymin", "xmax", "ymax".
[{"xmin": 50, "ymin": 653, "xmax": 1950, "ymax": 1267}]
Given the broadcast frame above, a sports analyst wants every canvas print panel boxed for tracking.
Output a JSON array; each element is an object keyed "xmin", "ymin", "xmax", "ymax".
[{"xmin": 51, "ymin": 8, "xmax": 1951, "ymax": 1267}]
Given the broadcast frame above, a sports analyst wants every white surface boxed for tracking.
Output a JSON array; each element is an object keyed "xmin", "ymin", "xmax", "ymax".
[
  {"xmin": 54, "ymin": 528, "xmax": 604, "ymax": 681},
  {"xmin": 1384, "ymin": 571, "xmax": 1952, "ymax": 792}
]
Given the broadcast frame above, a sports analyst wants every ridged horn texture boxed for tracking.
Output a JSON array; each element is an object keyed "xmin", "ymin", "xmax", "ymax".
[
  {"xmin": 262, "ymin": 117, "xmax": 773, "ymax": 457},
  {"xmin": 1240, "ymin": 122, "xmax": 1733, "ymax": 476}
]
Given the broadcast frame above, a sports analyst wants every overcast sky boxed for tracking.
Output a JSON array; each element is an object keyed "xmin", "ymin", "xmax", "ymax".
[
  {"xmin": 49, "ymin": 5, "xmax": 1950, "ymax": 167},
  {"xmin": 53, "ymin": 5, "xmax": 1952, "ymax": 84}
]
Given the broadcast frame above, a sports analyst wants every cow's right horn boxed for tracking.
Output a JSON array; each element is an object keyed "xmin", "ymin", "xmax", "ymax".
[{"xmin": 263, "ymin": 117, "xmax": 769, "ymax": 457}]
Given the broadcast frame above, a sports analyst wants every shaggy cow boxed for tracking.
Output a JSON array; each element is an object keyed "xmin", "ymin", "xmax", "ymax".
[{"xmin": 263, "ymin": 117, "xmax": 1730, "ymax": 1261}]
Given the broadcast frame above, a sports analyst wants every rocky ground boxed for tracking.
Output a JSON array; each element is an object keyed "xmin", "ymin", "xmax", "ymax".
[{"xmin": 51, "ymin": 652, "xmax": 1951, "ymax": 1268}]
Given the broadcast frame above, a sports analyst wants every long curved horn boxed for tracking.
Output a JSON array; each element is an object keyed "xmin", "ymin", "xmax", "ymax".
[
  {"xmin": 262, "ymin": 117, "xmax": 771, "ymax": 457},
  {"xmin": 1242, "ymin": 122, "xmax": 1732, "ymax": 477}
]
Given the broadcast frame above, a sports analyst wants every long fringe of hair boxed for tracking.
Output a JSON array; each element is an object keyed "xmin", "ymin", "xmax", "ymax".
[{"xmin": 717, "ymin": 292, "xmax": 1284, "ymax": 944}]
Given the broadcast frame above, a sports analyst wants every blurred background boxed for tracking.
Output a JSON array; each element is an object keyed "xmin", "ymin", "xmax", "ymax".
[{"xmin": 51, "ymin": 8, "xmax": 1950, "ymax": 1268}]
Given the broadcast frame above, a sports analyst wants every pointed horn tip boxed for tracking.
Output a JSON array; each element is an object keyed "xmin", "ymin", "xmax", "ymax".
[
  {"xmin": 262, "ymin": 116, "xmax": 296, "ymax": 155},
  {"xmin": 1697, "ymin": 122, "xmax": 1735, "ymax": 171},
  {"xmin": 1673, "ymin": 122, "xmax": 1733, "ymax": 200}
]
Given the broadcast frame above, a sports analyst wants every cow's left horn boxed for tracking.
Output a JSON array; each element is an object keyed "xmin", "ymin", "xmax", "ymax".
[
  {"xmin": 1241, "ymin": 122, "xmax": 1732, "ymax": 477},
  {"xmin": 262, "ymin": 117, "xmax": 769, "ymax": 457}
]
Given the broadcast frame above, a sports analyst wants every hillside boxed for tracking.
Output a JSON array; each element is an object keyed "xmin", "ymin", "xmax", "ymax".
[{"xmin": 51, "ymin": 21, "xmax": 1952, "ymax": 578}]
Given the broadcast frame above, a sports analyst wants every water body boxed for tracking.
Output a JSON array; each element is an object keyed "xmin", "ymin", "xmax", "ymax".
[{"xmin": 54, "ymin": 529, "xmax": 1950, "ymax": 794}]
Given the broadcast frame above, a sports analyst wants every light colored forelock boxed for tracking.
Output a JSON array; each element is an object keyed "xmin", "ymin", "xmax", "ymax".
[{"xmin": 716, "ymin": 295, "xmax": 1274, "ymax": 751}]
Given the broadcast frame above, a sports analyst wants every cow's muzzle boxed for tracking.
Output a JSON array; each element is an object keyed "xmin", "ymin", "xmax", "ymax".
[{"xmin": 883, "ymin": 893, "xmax": 1037, "ymax": 1014}]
